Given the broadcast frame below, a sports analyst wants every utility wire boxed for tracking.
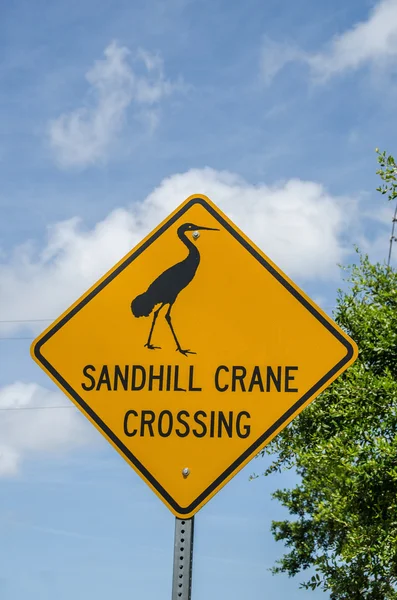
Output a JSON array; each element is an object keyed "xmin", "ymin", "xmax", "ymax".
[
  {"xmin": 0, "ymin": 405, "xmax": 74, "ymax": 411},
  {"xmin": 0, "ymin": 337, "xmax": 37, "ymax": 340},
  {"xmin": 388, "ymin": 200, "xmax": 397, "ymax": 267},
  {"xmin": 0, "ymin": 318, "xmax": 54, "ymax": 324}
]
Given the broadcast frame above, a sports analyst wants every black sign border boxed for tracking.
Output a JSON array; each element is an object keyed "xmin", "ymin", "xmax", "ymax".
[{"xmin": 33, "ymin": 197, "xmax": 355, "ymax": 515}]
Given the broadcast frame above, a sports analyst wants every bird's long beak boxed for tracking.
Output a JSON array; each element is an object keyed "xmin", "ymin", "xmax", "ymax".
[{"xmin": 195, "ymin": 226, "xmax": 219, "ymax": 231}]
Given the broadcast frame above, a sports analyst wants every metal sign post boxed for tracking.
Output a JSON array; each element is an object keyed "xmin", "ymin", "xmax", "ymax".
[{"xmin": 172, "ymin": 517, "xmax": 194, "ymax": 600}]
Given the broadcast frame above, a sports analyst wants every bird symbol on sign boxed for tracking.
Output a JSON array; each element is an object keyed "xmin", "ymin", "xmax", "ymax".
[{"xmin": 131, "ymin": 222, "xmax": 218, "ymax": 355}]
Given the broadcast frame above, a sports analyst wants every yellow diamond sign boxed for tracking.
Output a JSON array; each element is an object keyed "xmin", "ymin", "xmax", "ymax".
[{"xmin": 31, "ymin": 194, "xmax": 358, "ymax": 517}]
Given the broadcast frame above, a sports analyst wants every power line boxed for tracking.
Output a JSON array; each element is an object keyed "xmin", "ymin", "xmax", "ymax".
[
  {"xmin": 0, "ymin": 318, "xmax": 54, "ymax": 324},
  {"xmin": 0, "ymin": 405, "xmax": 74, "ymax": 411},
  {"xmin": 0, "ymin": 317, "xmax": 54, "ymax": 340},
  {"xmin": 0, "ymin": 337, "xmax": 35, "ymax": 340}
]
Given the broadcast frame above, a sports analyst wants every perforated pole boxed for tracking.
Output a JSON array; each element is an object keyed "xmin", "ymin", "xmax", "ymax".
[{"xmin": 171, "ymin": 517, "xmax": 194, "ymax": 600}]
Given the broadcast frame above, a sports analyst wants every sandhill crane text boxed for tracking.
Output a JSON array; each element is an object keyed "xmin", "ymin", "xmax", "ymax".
[{"xmin": 81, "ymin": 364, "xmax": 299, "ymax": 393}]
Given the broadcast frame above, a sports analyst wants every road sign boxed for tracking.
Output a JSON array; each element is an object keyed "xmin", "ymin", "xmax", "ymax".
[{"xmin": 31, "ymin": 194, "xmax": 358, "ymax": 518}]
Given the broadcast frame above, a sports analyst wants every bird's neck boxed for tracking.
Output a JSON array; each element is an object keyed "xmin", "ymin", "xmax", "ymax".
[{"xmin": 178, "ymin": 231, "xmax": 200, "ymax": 262}]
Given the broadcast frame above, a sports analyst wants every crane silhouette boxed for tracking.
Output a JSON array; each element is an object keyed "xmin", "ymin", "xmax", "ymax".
[{"xmin": 131, "ymin": 222, "xmax": 218, "ymax": 356}]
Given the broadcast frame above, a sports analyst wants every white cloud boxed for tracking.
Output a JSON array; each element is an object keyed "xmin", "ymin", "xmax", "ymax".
[
  {"xmin": 0, "ymin": 382, "xmax": 92, "ymax": 476},
  {"xmin": 48, "ymin": 41, "xmax": 182, "ymax": 169},
  {"xmin": 0, "ymin": 169, "xmax": 357, "ymax": 335},
  {"xmin": 262, "ymin": 0, "xmax": 397, "ymax": 82},
  {"xmin": 261, "ymin": 37, "xmax": 303, "ymax": 85},
  {"xmin": 309, "ymin": 0, "xmax": 397, "ymax": 80}
]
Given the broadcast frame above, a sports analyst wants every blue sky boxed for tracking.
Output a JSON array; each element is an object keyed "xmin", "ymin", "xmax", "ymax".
[{"xmin": 1, "ymin": 0, "xmax": 397, "ymax": 598}]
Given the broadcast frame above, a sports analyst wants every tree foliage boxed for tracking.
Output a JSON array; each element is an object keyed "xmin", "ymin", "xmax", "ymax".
[
  {"xmin": 262, "ymin": 153, "xmax": 397, "ymax": 599},
  {"xmin": 376, "ymin": 148, "xmax": 397, "ymax": 203}
]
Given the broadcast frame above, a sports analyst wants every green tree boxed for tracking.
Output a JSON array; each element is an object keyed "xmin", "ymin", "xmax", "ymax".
[
  {"xmin": 376, "ymin": 148, "xmax": 397, "ymax": 203},
  {"xmin": 261, "ymin": 153, "xmax": 397, "ymax": 599}
]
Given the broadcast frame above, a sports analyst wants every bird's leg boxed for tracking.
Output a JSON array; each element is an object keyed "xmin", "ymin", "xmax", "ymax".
[
  {"xmin": 145, "ymin": 304, "xmax": 164, "ymax": 350},
  {"xmin": 165, "ymin": 304, "xmax": 196, "ymax": 356}
]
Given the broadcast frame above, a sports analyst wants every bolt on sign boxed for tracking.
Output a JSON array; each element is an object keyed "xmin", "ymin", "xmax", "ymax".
[{"xmin": 31, "ymin": 194, "xmax": 358, "ymax": 518}]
